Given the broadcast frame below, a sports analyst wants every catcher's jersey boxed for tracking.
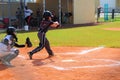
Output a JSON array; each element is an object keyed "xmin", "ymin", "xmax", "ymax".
[
  {"xmin": 1, "ymin": 35, "xmax": 15, "ymax": 47},
  {"xmin": 0, "ymin": 35, "xmax": 18, "ymax": 57},
  {"xmin": 39, "ymin": 20, "xmax": 53, "ymax": 33}
]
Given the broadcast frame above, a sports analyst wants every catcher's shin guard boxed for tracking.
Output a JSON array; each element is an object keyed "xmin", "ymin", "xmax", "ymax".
[
  {"xmin": 0, "ymin": 58, "xmax": 12, "ymax": 66},
  {"xmin": 2, "ymin": 50, "xmax": 19, "ymax": 62}
]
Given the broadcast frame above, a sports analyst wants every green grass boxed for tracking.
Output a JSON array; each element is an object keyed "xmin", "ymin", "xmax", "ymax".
[{"xmin": 0, "ymin": 22, "xmax": 120, "ymax": 48}]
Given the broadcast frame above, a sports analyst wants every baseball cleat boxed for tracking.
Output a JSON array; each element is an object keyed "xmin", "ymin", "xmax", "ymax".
[
  {"xmin": 48, "ymin": 54, "xmax": 54, "ymax": 58},
  {"xmin": 27, "ymin": 52, "xmax": 33, "ymax": 60}
]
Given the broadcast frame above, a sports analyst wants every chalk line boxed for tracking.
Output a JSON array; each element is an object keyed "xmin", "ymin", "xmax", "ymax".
[
  {"xmin": 63, "ymin": 46, "xmax": 104, "ymax": 55},
  {"xmin": 61, "ymin": 59, "xmax": 77, "ymax": 62},
  {"xmin": 18, "ymin": 55, "xmax": 26, "ymax": 59},
  {"xmin": 79, "ymin": 46, "xmax": 104, "ymax": 54},
  {"xmin": 44, "ymin": 59, "xmax": 120, "ymax": 70}
]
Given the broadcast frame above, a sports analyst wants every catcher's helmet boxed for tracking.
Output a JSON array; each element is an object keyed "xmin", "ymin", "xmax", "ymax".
[
  {"xmin": 43, "ymin": 11, "xmax": 53, "ymax": 18},
  {"xmin": 6, "ymin": 27, "xmax": 16, "ymax": 35}
]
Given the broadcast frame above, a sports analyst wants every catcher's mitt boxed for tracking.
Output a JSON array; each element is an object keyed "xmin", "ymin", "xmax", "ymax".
[{"xmin": 26, "ymin": 37, "xmax": 32, "ymax": 47}]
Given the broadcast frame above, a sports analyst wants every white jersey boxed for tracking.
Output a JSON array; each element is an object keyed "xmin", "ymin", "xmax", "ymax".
[
  {"xmin": 3, "ymin": 35, "xmax": 12, "ymax": 45},
  {"xmin": 24, "ymin": 9, "xmax": 33, "ymax": 18},
  {"xmin": 0, "ymin": 35, "xmax": 16, "ymax": 57}
]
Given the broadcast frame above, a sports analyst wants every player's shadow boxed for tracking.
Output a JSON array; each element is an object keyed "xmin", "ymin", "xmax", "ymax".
[
  {"xmin": 0, "ymin": 64, "xmax": 8, "ymax": 71},
  {"xmin": 32, "ymin": 57, "xmax": 54, "ymax": 66}
]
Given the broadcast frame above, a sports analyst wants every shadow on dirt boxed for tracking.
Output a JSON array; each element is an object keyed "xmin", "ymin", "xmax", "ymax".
[
  {"xmin": 0, "ymin": 64, "xmax": 8, "ymax": 71},
  {"xmin": 32, "ymin": 57, "xmax": 54, "ymax": 66}
]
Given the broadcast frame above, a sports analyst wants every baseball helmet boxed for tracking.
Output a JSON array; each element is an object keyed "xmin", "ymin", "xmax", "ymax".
[
  {"xmin": 6, "ymin": 27, "xmax": 16, "ymax": 35},
  {"xmin": 43, "ymin": 10, "xmax": 53, "ymax": 18}
]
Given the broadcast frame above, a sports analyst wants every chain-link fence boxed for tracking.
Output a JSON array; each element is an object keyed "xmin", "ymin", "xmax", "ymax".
[{"xmin": 97, "ymin": 7, "xmax": 120, "ymax": 22}]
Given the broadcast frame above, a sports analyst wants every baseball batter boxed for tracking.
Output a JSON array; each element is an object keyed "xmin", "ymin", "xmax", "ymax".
[{"xmin": 28, "ymin": 10, "xmax": 59, "ymax": 60}]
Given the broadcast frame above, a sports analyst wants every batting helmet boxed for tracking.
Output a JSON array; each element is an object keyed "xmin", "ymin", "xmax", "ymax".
[
  {"xmin": 43, "ymin": 10, "xmax": 53, "ymax": 18},
  {"xmin": 6, "ymin": 27, "xmax": 16, "ymax": 35}
]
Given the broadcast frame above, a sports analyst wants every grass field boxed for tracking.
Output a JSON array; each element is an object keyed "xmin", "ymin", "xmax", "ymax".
[{"xmin": 0, "ymin": 22, "xmax": 120, "ymax": 48}]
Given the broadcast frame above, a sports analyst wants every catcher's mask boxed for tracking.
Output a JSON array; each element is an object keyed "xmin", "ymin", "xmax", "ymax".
[
  {"xmin": 6, "ymin": 27, "xmax": 16, "ymax": 35},
  {"xmin": 43, "ymin": 10, "xmax": 53, "ymax": 19}
]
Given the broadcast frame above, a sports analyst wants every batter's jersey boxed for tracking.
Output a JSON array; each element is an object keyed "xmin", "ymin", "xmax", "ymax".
[{"xmin": 39, "ymin": 20, "xmax": 53, "ymax": 33}]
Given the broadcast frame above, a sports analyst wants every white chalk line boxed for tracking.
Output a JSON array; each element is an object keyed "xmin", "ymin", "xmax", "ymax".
[
  {"xmin": 18, "ymin": 55, "xmax": 26, "ymax": 59},
  {"xmin": 17, "ymin": 46, "xmax": 120, "ymax": 71},
  {"xmin": 62, "ymin": 46, "xmax": 104, "ymax": 55},
  {"xmin": 61, "ymin": 59, "xmax": 77, "ymax": 62},
  {"xmin": 17, "ymin": 46, "xmax": 104, "ymax": 59},
  {"xmin": 79, "ymin": 46, "xmax": 104, "ymax": 54},
  {"xmin": 44, "ymin": 59, "xmax": 120, "ymax": 70}
]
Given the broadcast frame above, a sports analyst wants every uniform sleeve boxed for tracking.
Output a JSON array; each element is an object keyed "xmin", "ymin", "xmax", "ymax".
[
  {"xmin": 50, "ymin": 21, "xmax": 54, "ymax": 25},
  {"xmin": 3, "ymin": 38, "xmax": 9, "ymax": 46}
]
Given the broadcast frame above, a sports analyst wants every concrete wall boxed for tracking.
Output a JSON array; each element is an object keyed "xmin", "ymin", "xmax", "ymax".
[
  {"xmin": 116, "ymin": 0, "xmax": 120, "ymax": 7},
  {"xmin": 73, "ymin": 0, "xmax": 95, "ymax": 24},
  {"xmin": 0, "ymin": 2, "xmax": 20, "ymax": 19},
  {"xmin": 27, "ymin": 3, "xmax": 41, "ymax": 17},
  {"xmin": 0, "ymin": 2, "xmax": 42, "ymax": 19},
  {"xmin": 95, "ymin": 0, "xmax": 100, "ymax": 12}
]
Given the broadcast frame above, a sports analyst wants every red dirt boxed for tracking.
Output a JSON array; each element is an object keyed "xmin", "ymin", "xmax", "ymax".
[
  {"xmin": 104, "ymin": 28, "xmax": 120, "ymax": 31},
  {"xmin": 0, "ymin": 47, "xmax": 120, "ymax": 80}
]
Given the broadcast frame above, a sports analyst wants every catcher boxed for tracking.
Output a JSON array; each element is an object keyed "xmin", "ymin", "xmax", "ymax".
[
  {"xmin": 28, "ymin": 10, "xmax": 59, "ymax": 60},
  {"xmin": 0, "ymin": 27, "xmax": 19, "ymax": 66},
  {"xmin": 0, "ymin": 27, "xmax": 32, "ymax": 66}
]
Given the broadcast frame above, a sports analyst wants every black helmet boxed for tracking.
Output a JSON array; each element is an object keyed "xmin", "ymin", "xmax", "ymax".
[
  {"xmin": 6, "ymin": 27, "xmax": 16, "ymax": 35},
  {"xmin": 43, "ymin": 10, "xmax": 53, "ymax": 18}
]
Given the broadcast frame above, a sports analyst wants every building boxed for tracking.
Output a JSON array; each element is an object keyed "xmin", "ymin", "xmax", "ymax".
[
  {"xmin": 0, "ymin": 0, "xmax": 96, "ymax": 25},
  {"xmin": 36, "ymin": 0, "xmax": 96, "ymax": 24}
]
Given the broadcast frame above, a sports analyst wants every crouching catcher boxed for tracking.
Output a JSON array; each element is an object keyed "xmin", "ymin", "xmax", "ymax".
[{"xmin": 0, "ymin": 27, "xmax": 19, "ymax": 67}]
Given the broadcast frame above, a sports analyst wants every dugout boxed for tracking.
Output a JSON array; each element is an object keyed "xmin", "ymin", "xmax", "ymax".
[
  {"xmin": 36, "ymin": 0, "xmax": 95, "ymax": 24},
  {"xmin": 0, "ymin": 0, "xmax": 95, "ymax": 27}
]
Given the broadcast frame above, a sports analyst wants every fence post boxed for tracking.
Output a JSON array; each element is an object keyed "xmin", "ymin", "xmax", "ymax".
[
  {"xmin": 104, "ymin": 4, "xmax": 109, "ymax": 21},
  {"xmin": 111, "ymin": 9, "xmax": 115, "ymax": 21}
]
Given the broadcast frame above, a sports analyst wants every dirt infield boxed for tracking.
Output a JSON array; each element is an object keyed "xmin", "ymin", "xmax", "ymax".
[
  {"xmin": 104, "ymin": 28, "xmax": 120, "ymax": 31},
  {"xmin": 0, "ymin": 47, "xmax": 120, "ymax": 80}
]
